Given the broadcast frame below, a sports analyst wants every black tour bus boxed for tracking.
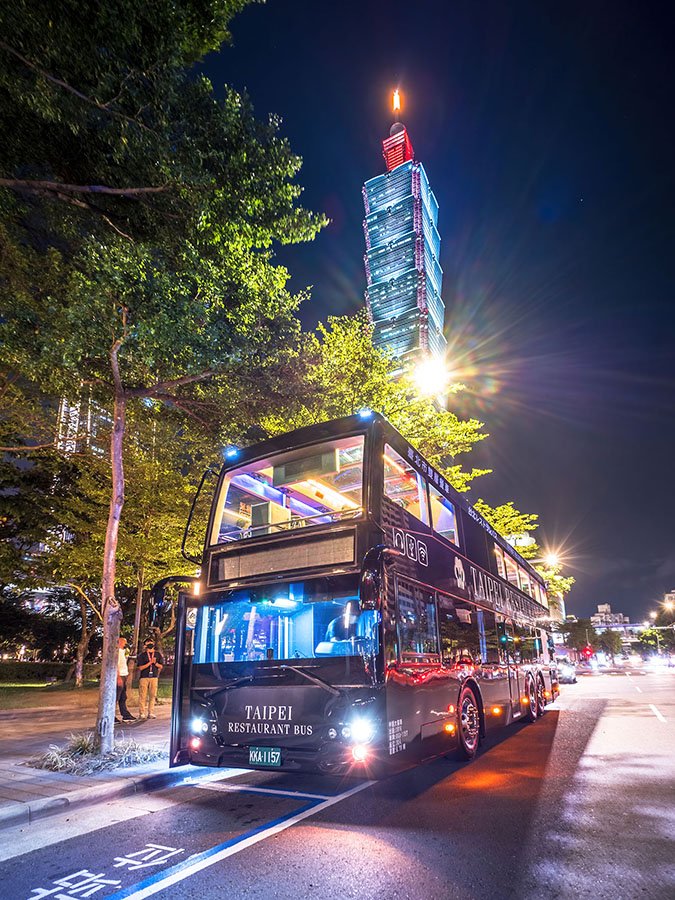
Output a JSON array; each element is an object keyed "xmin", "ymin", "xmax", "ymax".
[{"xmin": 153, "ymin": 411, "xmax": 558, "ymax": 776}]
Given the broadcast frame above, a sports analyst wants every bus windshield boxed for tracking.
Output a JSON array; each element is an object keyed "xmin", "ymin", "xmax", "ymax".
[
  {"xmin": 193, "ymin": 575, "xmax": 379, "ymax": 664},
  {"xmin": 212, "ymin": 435, "xmax": 365, "ymax": 544}
]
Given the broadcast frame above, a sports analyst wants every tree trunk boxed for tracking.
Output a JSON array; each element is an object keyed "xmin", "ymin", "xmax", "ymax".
[{"xmin": 96, "ymin": 343, "xmax": 126, "ymax": 753}]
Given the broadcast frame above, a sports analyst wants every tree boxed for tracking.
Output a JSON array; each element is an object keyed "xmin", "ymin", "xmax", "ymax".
[
  {"xmin": 560, "ymin": 618, "xmax": 596, "ymax": 654},
  {"xmin": 473, "ymin": 499, "xmax": 575, "ymax": 613},
  {"xmin": 261, "ymin": 313, "xmax": 490, "ymax": 492},
  {"xmin": 0, "ymin": 2, "xmax": 325, "ymax": 750},
  {"xmin": 598, "ymin": 628, "xmax": 622, "ymax": 662}
]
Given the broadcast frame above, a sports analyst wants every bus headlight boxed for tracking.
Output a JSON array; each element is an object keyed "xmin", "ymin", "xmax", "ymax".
[
  {"xmin": 349, "ymin": 717, "xmax": 376, "ymax": 744},
  {"xmin": 191, "ymin": 717, "xmax": 208, "ymax": 734}
]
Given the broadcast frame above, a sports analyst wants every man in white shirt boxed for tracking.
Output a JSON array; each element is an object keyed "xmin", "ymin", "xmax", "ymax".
[{"xmin": 116, "ymin": 636, "xmax": 136, "ymax": 723}]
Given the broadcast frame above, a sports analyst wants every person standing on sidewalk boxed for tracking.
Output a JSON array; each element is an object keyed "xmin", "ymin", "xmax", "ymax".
[
  {"xmin": 137, "ymin": 639, "xmax": 164, "ymax": 719},
  {"xmin": 117, "ymin": 637, "xmax": 136, "ymax": 723}
]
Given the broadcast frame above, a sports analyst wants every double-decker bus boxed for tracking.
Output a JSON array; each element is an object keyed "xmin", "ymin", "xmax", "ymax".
[{"xmin": 153, "ymin": 412, "xmax": 558, "ymax": 776}]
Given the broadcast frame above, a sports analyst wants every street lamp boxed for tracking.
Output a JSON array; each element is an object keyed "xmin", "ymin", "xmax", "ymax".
[{"xmin": 412, "ymin": 355, "xmax": 451, "ymax": 397}]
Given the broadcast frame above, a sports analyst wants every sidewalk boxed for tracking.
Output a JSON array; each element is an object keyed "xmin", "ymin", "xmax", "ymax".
[{"xmin": 0, "ymin": 691, "xmax": 199, "ymax": 831}]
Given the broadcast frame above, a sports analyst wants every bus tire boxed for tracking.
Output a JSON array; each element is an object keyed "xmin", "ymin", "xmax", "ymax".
[
  {"xmin": 524, "ymin": 675, "xmax": 538, "ymax": 722},
  {"xmin": 456, "ymin": 684, "xmax": 481, "ymax": 760},
  {"xmin": 535, "ymin": 677, "xmax": 546, "ymax": 717}
]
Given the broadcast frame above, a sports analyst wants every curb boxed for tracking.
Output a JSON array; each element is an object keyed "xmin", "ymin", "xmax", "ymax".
[{"xmin": 0, "ymin": 766, "xmax": 193, "ymax": 832}]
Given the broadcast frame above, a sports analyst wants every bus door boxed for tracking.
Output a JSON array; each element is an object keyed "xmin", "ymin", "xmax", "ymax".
[{"xmin": 169, "ymin": 591, "xmax": 195, "ymax": 767}]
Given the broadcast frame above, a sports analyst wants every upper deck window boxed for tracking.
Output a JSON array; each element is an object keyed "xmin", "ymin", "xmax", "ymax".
[
  {"xmin": 428, "ymin": 482, "xmax": 459, "ymax": 546},
  {"xmin": 383, "ymin": 445, "xmax": 429, "ymax": 525},
  {"xmin": 212, "ymin": 435, "xmax": 364, "ymax": 544}
]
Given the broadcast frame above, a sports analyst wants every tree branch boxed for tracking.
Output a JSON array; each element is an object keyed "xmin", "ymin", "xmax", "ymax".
[
  {"xmin": 0, "ymin": 39, "xmax": 155, "ymax": 133},
  {"xmin": 128, "ymin": 370, "xmax": 215, "ymax": 398},
  {"xmin": 67, "ymin": 582, "xmax": 104, "ymax": 623},
  {"xmin": 0, "ymin": 178, "xmax": 170, "ymax": 197}
]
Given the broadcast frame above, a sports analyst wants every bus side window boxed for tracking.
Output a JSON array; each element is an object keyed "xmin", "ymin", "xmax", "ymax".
[
  {"xmin": 514, "ymin": 623, "xmax": 538, "ymax": 662},
  {"xmin": 428, "ymin": 482, "xmax": 459, "ymax": 546},
  {"xmin": 397, "ymin": 579, "xmax": 439, "ymax": 661},
  {"xmin": 493, "ymin": 544, "xmax": 506, "ymax": 580},
  {"xmin": 383, "ymin": 445, "xmax": 430, "ymax": 525},
  {"xmin": 437, "ymin": 593, "xmax": 481, "ymax": 664},
  {"xmin": 481, "ymin": 608, "xmax": 501, "ymax": 664}
]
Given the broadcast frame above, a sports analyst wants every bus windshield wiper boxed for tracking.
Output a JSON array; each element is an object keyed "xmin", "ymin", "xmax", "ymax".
[
  {"xmin": 202, "ymin": 675, "xmax": 254, "ymax": 699},
  {"xmin": 279, "ymin": 664, "xmax": 341, "ymax": 696}
]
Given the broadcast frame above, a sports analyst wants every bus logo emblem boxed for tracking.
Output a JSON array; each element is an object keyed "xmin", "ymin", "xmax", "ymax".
[{"xmin": 454, "ymin": 556, "xmax": 466, "ymax": 590}]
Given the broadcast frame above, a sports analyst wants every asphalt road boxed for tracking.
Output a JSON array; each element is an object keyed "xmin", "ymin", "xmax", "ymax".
[{"xmin": 2, "ymin": 668, "xmax": 673, "ymax": 900}]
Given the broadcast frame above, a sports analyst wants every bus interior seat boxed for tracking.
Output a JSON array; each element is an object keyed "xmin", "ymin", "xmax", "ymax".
[{"xmin": 314, "ymin": 609, "xmax": 378, "ymax": 656}]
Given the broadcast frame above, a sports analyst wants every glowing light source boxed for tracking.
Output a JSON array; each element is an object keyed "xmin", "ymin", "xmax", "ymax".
[
  {"xmin": 358, "ymin": 407, "xmax": 373, "ymax": 419},
  {"xmin": 224, "ymin": 446, "xmax": 239, "ymax": 460},
  {"xmin": 521, "ymin": 696, "xmax": 529, "ymax": 705},
  {"xmin": 293, "ymin": 478, "xmax": 360, "ymax": 512},
  {"xmin": 352, "ymin": 744, "xmax": 368, "ymax": 763},
  {"xmin": 413, "ymin": 355, "xmax": 451, "ymax": 396},
  {"xmin": 543, "ymin": 553, "xmax": 560, "ymax": 567},
  {"xmin": 491, "ymin": 706, "xmax": 502, "ymax": 716},
  {"xmin": 393, "ymin": 89, "xmax": 401, "ymax": 113},
  {"xmin": 350, "ymin": 717, "xmax": 376, "ymax": 744},
  {"xmin": 190, "ymin": 737, "xmax": 201, "ymax": 750},
  {"xmin": 443, "ymin": 722, "xmax": 456, "ymax": 734}
]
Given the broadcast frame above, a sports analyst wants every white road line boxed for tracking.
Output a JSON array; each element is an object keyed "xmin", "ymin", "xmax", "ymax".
[
  {"xmin": 196, "ymin": 781, "xmax": 333, "ymax": 801},
  {"xmin": 635, "ymin": 686, "xmax": 642, "ymax": 693},
  {"xmin": 649, "ymin": 704, "xmax": 667, "ymax": 723},
  {"xmin": 113, "ymin": 779, "xmax": 374, "ymax": 900}
]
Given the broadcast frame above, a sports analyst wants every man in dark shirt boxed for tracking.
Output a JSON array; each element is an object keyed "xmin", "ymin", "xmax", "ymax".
[{"xmin": 136, "ymin": 639, "xmax": 164, "ymax": 719}]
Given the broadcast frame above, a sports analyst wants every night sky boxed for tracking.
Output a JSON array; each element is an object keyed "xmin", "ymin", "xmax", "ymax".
[{"xmin": 202, "ymin": 0, "xmax": 675, "ymax": 621}]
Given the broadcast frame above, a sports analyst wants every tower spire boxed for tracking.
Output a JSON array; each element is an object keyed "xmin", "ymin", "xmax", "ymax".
[{"xmin": 382, "ymin": 88, "xmax": 414, "ymax": 171}]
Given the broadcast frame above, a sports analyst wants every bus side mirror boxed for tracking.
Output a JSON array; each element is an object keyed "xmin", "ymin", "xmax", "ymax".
[
  {"xmin": 359, "ymin": 565, "xmax": 381, "ymax": 611},
  {"xmin": 359, "ymin": 545, "xmax": 401, "ymax": 611}
]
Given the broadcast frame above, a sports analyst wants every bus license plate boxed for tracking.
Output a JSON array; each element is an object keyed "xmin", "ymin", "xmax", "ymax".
[{"xmin": 249, "ymin": 746, "xmax": 281, "ymax": 767}]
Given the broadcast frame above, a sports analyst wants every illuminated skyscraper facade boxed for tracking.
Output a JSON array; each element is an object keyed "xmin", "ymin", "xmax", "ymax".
[{"xmin": 362, "ymin": 109, "xmax": 446, "ymax": 368}]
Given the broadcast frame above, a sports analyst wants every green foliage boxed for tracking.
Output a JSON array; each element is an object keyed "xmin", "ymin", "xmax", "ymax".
[
  {"xmin": 560, "ymin": 618, "xmax": 596, "ymax": 652},
  {"xmin": 261, "ymin": 313, "xmax": 490, "ymax": 491},
  {"xmin": 473, "ymin": 500, "xmax": 539, "ymax": 550},
  {"xmin": 598, "ymin": 628, "xmax": 622, "ymax": 659}
]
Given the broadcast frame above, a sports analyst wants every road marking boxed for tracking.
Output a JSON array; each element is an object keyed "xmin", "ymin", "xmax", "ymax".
[
  {"xmin": 107, "ymin": 779, "xmax": 374, "ymax": 900},
  {"xmin": 649, "ymin": 704, "xmax": 667, "ymax": 723},
  {"xmin": 635, "ymin": 686, "xmax": 642, "ymax": 693},
  {"xmin": 196, "ymin": 781, "xmax": 333, "ymax": 801}
]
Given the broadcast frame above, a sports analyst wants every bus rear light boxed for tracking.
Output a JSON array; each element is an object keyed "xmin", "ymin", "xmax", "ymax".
[
  {"xmin": 190, "ymin": 737, "xmax": 201, "ymax": 751},
  {"xmin": 521, "ymin": 696, "xmax": 529, "ymax": 705},
  {"xmin": 446, "ymin": 704, "xmax": 455, "ymax": 714},
  {"xmin": 443, "ymin": 722, "xmax": 456, "ymax": 734},
  {"xmin": 352, "ymin": 745, "xmax": 368, "ymax": 763},
  {"xmin": 491, "ymin": 706, "xmax": 502, "ymax": 716}
]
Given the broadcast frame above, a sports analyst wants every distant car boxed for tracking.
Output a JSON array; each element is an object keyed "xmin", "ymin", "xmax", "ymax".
[{"xmin": 556, "ymin": 659, "xmax": 577, "ymax": 684}]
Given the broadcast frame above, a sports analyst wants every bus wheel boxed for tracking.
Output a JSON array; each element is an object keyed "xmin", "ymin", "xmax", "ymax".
[
  {"xmin": 456, "ymin": 685, "xmax": 481, "ymax": 760},
  {"xmin": 524, "ymin": 676, "xmax": 538, "ymax": 722},
  {"xmin": 535, "ymin": 678, "xmax": 546, "ymax": 717}
]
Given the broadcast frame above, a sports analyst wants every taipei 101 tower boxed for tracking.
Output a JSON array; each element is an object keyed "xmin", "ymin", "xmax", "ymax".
[{"xmin": 362, "ymin": 91, "xmax": 447, "ymax": 371}]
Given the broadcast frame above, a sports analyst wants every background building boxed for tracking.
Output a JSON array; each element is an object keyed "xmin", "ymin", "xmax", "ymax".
[
  {"xmin": 590, "ymin": 603, "xmax": 630, "ymax": 628},
  {"xmin": 362, "ymin": 99, "xmax": 447, "ymax": 372}
]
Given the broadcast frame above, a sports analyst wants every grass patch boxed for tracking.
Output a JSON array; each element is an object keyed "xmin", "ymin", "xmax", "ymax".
[
  {"xmin": 28, "ymin": 731, "xmax": 168, "ymax": 776},
  {"xmin": 0, "ymin": 682, "xmax": 99, "ymax": 710}
]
